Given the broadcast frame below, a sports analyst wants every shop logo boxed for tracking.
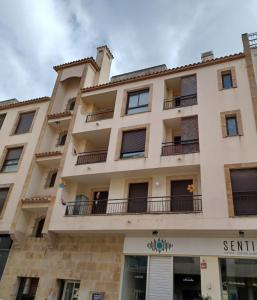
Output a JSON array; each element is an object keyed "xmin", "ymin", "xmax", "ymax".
[{"xmin": 147, "ymin": 238, "xmax": 173, "ymax": 253}]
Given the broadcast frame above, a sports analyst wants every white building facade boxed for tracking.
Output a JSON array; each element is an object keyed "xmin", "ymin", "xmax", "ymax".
[{"xmin": 0, "ymin": 33, "xmax": 257, "ymax": 300}]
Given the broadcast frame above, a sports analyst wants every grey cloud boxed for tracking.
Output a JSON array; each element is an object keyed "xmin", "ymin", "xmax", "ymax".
[{"xmin": 0, "ymin": 0, "xmax": 256, "ymax": 100}]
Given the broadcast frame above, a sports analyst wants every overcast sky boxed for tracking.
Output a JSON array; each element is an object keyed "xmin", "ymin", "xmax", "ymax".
[{"xmin": 0, "ymin": 0, "xmax": 256, "ymax": 101}]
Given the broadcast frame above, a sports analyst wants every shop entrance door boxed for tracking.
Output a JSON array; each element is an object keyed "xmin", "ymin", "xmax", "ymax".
[{"xmin": 148, "ymin": 256, "xmax": 173, "ymax": 300}]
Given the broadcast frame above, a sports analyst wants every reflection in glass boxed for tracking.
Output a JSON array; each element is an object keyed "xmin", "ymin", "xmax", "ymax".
[
  {"xmin": 122, "ymin": 256, "xmax": 147, "ymax": 300},
  {"xmin": 174, "ymin": 257, "xmax": 201, "ymax": 300},
  {"xmin": 220, "ymin": 258, "xmax": 257, "ymax": 300}
]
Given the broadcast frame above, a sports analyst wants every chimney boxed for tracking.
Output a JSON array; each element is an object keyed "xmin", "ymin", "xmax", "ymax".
[
  {"xmin": 95, "ymin": 45, "xmax": 114, "ymax": 84},
  {"xmin": 201, "ymin": 51, "xmax": 214, "ymax": 62}
]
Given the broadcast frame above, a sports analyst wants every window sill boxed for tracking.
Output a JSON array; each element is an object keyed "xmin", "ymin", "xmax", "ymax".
[
  {"xmin": 219, "ymin": 86, "xmax": 237, "ymax": 91},
  {"xmin": 224, "ymin": 134, "xmax": 243, "ymax": 138},
  {"xmin": 0, "ymin": 170, "xmax": 18, "ymax": 174},
  {"xmin": 122, "ymin": 110, "xmax": 151, "ymax": 117},
  {"xmin": 119, "ymin": 155, "xmax": 147, "ymax": 161},
  {"xmin": 9, "ymin": 131, "xmax": 31, "ymax": 136}
]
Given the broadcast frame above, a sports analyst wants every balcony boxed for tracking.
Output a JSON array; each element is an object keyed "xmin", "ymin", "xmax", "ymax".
[
  {"xmin": 163, "ymin": 94, "xmax": 197, "ymax": 110},
  {"xmin": 73, "ymin": 128, "xmax": 110, "ymax": 166},
  {"xmin": 162, "ymin": 139, "xmax": 199, "ymax": 156},
  {"xmin": 86, "ymin": 109, "xmax": 114, "ymax": 123},
  {"xmin": 76, "ymin": 150, "xmax": 107, "ymax": 165},
  {"xmin": 164, "ymin": 74, "xmax": 197, "ymax": 110},
  {"xmin": 233, "ymin": 191, "xmax": 257, "ymax": 216},
  {"xmin": 65, "ymin": 195, "xmax": 202, "ymax": 216}
]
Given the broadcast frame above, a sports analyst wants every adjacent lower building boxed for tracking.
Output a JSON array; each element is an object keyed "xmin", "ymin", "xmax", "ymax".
[{"xmin": 0, "ymin": 32, "xmax": 257, "ymax": 300}]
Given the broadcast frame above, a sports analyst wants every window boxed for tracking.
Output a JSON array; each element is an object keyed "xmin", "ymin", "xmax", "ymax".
[
  {"xmin": 66, "ymin": 98, "xmax": 75, "ymax": 111},
  {"xmin": 14, "ymin": 111, "xmax": 35, "ymax": 134},
  {"xmin": 220, "ymin": 258, "xmax": 257, "ymax": 299},
  {"xmin": 33, "ymin": 218, "xmax": 45, "ymax": 238},
  {"xmin": 122, "ymin": 256, "xmax": 147, "ymax": 300},
  {"xmin": 1, "ymin": 147, "xmax": 23, "ymax": 172},
  {"xmin": 0, "ymin": 187, "xmax": 9, "ymax": 215},
  {"xmin": 0, "ymin": 235, "xmax": 12, "ymax": 279},
  {"xmin": 57, "ymin": 132, "xmax": 67, "ymax": 146},
  {"xmin": 126, "ymin": 90, "xmax": 149, "ymax": 115},
  {"xmin": 0, "ymin": 114, "xmax": 6, "ymax": 130},
  {"xmin": 45, "ymin": 170, "xmax": 58, "ymax": 188},
  {"xmin": 221, "ymin": 110, "xmax": 243, "ymax": 138},
  {"xmin": 120, "ymin": 129, "xmax": 146, "ymax": 159},
  {"xmin": 222, "ymin": 71, "xmax": 233, "ymax": 89},
  {"xmin": 57, "ymin": 280, "xmax": 80, "ymax": 300},
  {"xmin": 226, "ymin": 116, "xmax": 238, "ymax": 136},
  {"xmin": 16, "ymin": 277, "xmax": 39, "ymax": 300},
  {"xmin": 218, "ymin": 67, "xmax": 237, "ymax": 90},
  {"xmin": 230, "ymin": 168, "xmax": 257, "ymax": 215}
]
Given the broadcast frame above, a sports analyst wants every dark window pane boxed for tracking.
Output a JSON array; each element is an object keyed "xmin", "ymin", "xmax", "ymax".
[
  {"xmin": 16, "ymin": 277, "xmax": 39, "ymax": 300},
  {"xmin": 59, "ymin": 133, "xmax": 67, "ymax": 145},
  {"xmin": 2, "ymin": 147, "xmax": 23, "ymax": 172},
  {"xmin": 69, "ymin": 100, "xmax": 75, "ymax": 111},
  {"xmin": 0, "ymin": 114, "xmax": 6, "ymax": 130},
  {"xmin": 222, "ymin": 73, "xmax": 233, "ymax": 89},
  {"xmin": 35, "ymin": 218, "xmax": 45, "ymax": 238},
  {"xmin": 0, "ymin": 235, "xmax": 12, "ymax": 280},
  {"xmin": 15, "ymin": 111, "xmax": 35, "ymax": 134},
  {"xmin": 0, "ymin": 188, "xmax": 9, "ymax": 214},
  {"xmin": 226, "ymin": 117, "xmax": 238, "ymax": 136},
  {"xmin": 49, "ymin": 172, "xmax": 57, "ymax": 187}
]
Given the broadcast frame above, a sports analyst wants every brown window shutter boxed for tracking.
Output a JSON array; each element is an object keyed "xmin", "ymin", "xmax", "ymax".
[
  {"xmin": 121, "ymin": 129, "xmax": 146, "ymax": 154},
  {"xmin": 231, "ymin": 169, "xmax": 257, "ymax": 215},
  {"xmin": 231, "ymin": 169, "xmax": 257, "ymax": 192},
  {"xmin": 180, "ymin": 75, "xmax": 197, "ymax": 96}
]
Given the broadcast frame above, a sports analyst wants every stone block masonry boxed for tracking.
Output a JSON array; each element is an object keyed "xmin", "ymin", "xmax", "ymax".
[{"xmin": 0, "ymin": 235, "xmax": 123, "ymax": 300}]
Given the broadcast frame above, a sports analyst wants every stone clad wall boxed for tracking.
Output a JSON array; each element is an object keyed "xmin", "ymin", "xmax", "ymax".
[{"xmin": 0, "ymin": 235, "xmax": 123, "ymax": 300}]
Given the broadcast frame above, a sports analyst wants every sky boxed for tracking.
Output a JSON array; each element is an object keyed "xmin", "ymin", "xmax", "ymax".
[{"xmin": 0, "ymin": 0, "xmax": 256, "ymax": 101}]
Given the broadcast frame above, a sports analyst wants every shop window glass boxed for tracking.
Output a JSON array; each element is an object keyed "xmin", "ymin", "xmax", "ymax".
[
  {"xmin": 122, "ymin": 256, "xmax": 147, "ymax": 300},
  {"xmin": 220, "ymin": 258, "xmax": 257, "ymax": 300},
  {"xmin": 174, "ymin": 256, "xmax": 201, "ymax": 300}
]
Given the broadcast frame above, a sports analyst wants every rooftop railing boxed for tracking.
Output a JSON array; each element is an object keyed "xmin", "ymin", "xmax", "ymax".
[
  {"xmin": 161, "ymin": 139, "xmax": 199, "ymax": 156},
  {"xmin": 86, "ymin": 109, "xmax": 114, "ymax": 122},
  {"xmin": 163, "ymin": 94, "xmax": 197, "ymax": 110},
  {"xmin": 65, "ymin": 195, "xmax": 202, "ymax": 216},
  {"xmin": 248, "ymin": 32, "xmax": 257, "ymax": 49},
  {"xmin": 76, "ymin": 150, "xmax": 107, "ymax": 165}
]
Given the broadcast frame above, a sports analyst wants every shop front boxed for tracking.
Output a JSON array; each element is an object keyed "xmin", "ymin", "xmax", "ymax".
[{"xmin": 121, "ymin": 237, "xmax": 257, "ymax": 300}]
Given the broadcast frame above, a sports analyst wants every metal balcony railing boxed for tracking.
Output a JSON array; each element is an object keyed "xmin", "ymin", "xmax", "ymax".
[
  {"xmin": 248, "ymin": 32, "xmax": 257, "ymax": 49},
  {"xmin": 65, "ymin": 195, "xmax": 202, "ymax": 216},
  {"xmin": 76, "ymin": 150, "xmax": 107, "ymax": 165},
  {"xmin": 161, "ymin": 139, "xmax": 199, "ymax": 156},
  {"xmin": 86, "ymin": 109, "xmax": 114, "ymax": 122},
  {"xmin": 163, "ymin": 94, "xmax": 197, "ymax": 110},
  {"xmin": 233, "ymin": 191, "xmax": 257, "ymax": 216}
]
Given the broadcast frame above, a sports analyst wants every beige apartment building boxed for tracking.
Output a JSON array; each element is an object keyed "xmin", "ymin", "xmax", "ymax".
[{"xmin": 0, "ymin": 32, "xmax": 257, "ymax": 300}]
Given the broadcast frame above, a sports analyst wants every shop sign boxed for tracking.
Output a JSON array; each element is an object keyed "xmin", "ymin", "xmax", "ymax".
[
  {"xmin": 147, "ymin": 238, "xmax": 173, "ymax": 253},
  {"xmin": 124, "ymin": 237, "xmax": 257, "ymax": 257}
]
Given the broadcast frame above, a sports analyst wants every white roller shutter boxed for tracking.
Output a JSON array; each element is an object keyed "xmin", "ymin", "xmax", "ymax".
[{"xmin": 148, "ymin": 256, "xmax": 173, "ymax": 300}]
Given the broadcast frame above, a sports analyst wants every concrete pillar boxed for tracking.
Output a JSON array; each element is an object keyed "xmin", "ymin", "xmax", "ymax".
[{"xmin": 200, "ymin": 256, "xmax": 222, "ymax": 300}]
